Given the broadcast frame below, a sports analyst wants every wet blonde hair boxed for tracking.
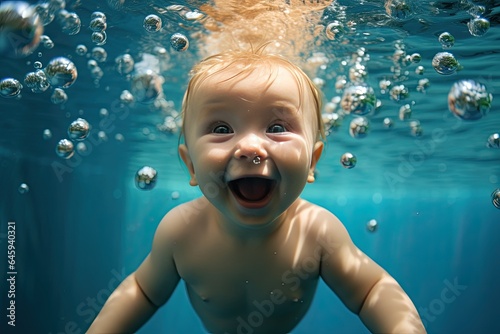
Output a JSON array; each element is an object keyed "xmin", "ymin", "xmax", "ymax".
[{"xmin": 180, "ymin": 46, "xmax": 326, "ymax": 144}]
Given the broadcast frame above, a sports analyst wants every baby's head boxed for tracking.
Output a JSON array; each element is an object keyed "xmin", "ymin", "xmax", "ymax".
[{"xmin": 180, "ymin": 48, "xmax": 326, "ymax": 145}]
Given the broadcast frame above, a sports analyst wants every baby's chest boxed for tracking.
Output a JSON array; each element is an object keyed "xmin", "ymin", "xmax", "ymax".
[{"xmin": 175, "ymin": 240, "xmax": 322, "ymax": 312}]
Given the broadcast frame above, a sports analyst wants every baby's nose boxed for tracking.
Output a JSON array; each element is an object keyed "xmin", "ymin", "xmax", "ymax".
[{"xmin": 233, "ymin": 134, "xmax": 268, "ymax": 162}]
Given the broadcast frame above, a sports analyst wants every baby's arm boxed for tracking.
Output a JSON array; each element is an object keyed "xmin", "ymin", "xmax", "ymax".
[
  {"xmin": 317, "ymin": 209, "xmax": 426, "ymax": 333},
  {"xmin": 87, "ymin": 208, "xmax": 182, "ymax": 333}
]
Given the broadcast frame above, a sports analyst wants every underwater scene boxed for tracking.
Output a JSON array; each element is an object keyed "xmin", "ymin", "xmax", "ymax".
[{"xmin": 1, "ymin": 0, "xmax": 500, "ymax": 333}]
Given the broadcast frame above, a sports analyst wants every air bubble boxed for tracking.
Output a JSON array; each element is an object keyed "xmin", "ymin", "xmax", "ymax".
[
  {"xmin": 432, "ymin": 52, "xmax": 459, "ymax": 75},
  {"xmin": 144, "ymin": 14, "xmax": 162, "ymax": 32},
  {"xmin": 135, "ymin": 166, "xmax": 158, "ymax": 190},
  {"xmin": 68, "ymin": 118, "xmax": 90, "ymax": 140},
  {"xmin": 170, "ymin": 33, "xmax": 189, "ymax": 52},
  {"xmin": 56, "ymin": 139, "xmax": 74, "ymax": 159},
  {"xmin": 438, "ymin": 32, "xmax": 455, "ymax": 48},
  {"xmin": 448, "ymin": 80, "xmax": 492, "ymax": 121},
  {"xmin": 44, "ymin": 57, "xmax": 78, "ymax": 88},
  {"xmin": 0, "ymin": 78, "xmax": 22, "ymax": 98},
  {"xmin": 340, "ymin": 152, "xmax": 357, "ymax": 169}
]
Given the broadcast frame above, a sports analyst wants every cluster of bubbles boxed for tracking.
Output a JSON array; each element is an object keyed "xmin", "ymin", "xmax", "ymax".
[
  {"xmin": 448, "ymin": 80, "xmax": 493, "ymax": 121},
  {"xmin": 55, "ymin": 118, "xmax": 90, "ymax": 159},
  {"xmin": 340, "ymin": 152, "xmax": 357, "ymax": 169},
  {"xmin": 89, "ymin": 11, "xmax": 108, "ymax": 45},
  {"xmin": 135, "ymin": 166, "xmax": 158, "ymax": 190}
]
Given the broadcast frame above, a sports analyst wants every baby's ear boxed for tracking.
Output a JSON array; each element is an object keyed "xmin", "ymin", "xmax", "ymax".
[
  {"xmin": 307, "ymin": 141, "xmax": 324, "ymax": 183},
  {"xmin": 179, "ymin": 144, "xmax": 198, "ymax": 186}
]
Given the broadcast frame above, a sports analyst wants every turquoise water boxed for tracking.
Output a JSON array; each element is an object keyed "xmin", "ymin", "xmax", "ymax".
[{"xmin": 0, "ymin": 0, "xmax": 499, "ymax": 333}]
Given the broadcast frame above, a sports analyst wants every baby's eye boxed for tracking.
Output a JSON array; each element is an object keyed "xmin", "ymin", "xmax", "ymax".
[
  {"xmin": 212, "ymin": 123, "xmax": 233, "ymax": 134},
  {"xmin": 267, "ymin": 124, "xmax": 287, "ymax": 133}
]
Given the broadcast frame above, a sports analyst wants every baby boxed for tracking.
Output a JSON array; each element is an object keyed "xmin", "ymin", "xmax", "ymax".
[{"xmin": 88, "ymin": 48, "xmax": 426, "ymax": 334}]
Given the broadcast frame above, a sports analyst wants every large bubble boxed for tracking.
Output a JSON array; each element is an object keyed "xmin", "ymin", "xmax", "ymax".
[
  {"xmin": 468, "ymin": 17, "xmax": 490, "ymax": 37},
  {"xmin": 448, "ymin": 80, "xmax": 492, "ymax": 121},
  {"xmin": 341, "ymin": 84, "xmax": 376, "ymax": 116},
  {"xmin": 44, "ymin": 57, "xmax": 78, "ymax": 88},
  {"xmin": 0, "ymin": 78, "xmax": 22, "ymax": 98},
  {"xmin": 432, "ymin": 52, "xmax": 459, "ymax": 75},
  {"xmin": 68, "ymin": 118, "xmax": 90, "ymax": 140},
  {"xmin": 135, "ymin": 166, "xmax": 158, "ymax": 190},
  {"xmin": 0, "ymin": 1, "xmax": 44, "ymax": 58}
]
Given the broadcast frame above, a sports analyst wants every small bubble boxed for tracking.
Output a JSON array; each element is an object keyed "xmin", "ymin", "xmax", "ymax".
[
  {"xmin": 399, "ymin": 104, "xmax": 412, "ymax": 121},
  {"xmin": 432, "ymin": 52, "xmax": 459, "ymax": 75},
  {"xmin": 115, "ymin": 133, "xmax": 125, "ymax": 142},
  {"xmin": 89, "ymin": 17, "xmax": 107, "ymax": 32},
  {"xmin": 76, "ymin": 142, "xmax": 87, "ymax": 154},
  {"xmin": 91, "ymin": 31, "xmax": 107, "ymax": 45},
  {"xmin": 171, "ymin": 191, "xmax": 180, "ymax": 200},
  {"xmin": 366, "ymin": 219, "xmax": 378, "ymax": 232},
  {"xmin": 143, "ymin": 14, "xmax": 162, "ymax": 32},
  {"xmin": 491, "ymin": 189, "xmax": 500, "ymax": 209},
  {"xmin": 91, "ymin": 47, "xmax": 108, "ymax": 62},
  {"xmin": 170, "ymin": 33, "xmax": 189, "ymax": 52},
  {"xmin": 349, "ymin": 117, "xmax": 369, "ymax": 139},
  {"xmin": 383, "ymin": 117, "xmax": 394, "ymax": 129},
  {"xmin": 68, "ymin": 118, "xmax": 90, "ymax": 140},
  {"xmin": 75, "ymin": 44, "xmax": 87, "ymax": 56},
  {"xmin": 51, "ymin": 88, "xmax": 68, "ymax": 104},
  {"xmin": 489, "ymin": 175, "xmax": 498, "ymax": 184},
  {"xmin": 340, "ymin": 152, "xmax": 357, "ymax": 169},
  {"xmin": 325, "ymin": 20, "xmax": 345, "ymax": 41},
  {"xmin": 56, "ymin": 139, "xmax": 74, "ymax": 159},
  {"xmin": 34, "ymin": 61, "xmax": 43, "ymax": 69},
  {"xmin": 115, "ymin": 54, "xmax": 135, "ymax": 75},
  {"xmin": 91, "ymin": 11, "xmax": 106, "ymax": 21},
  {"xmin": 486, "ymin": 133, "xmax": 500, "ymax": 148},
  {"xmin": 43, "ymin": 129, "xmax": 52, "ymax": 140},
  {"xmin": 415, "ymin": 65, "xmax": 425, "ymax": 75},
  {"xmin": 60, "ymin": 12, "xmax": 81, "ymax": 35},
  {"xmin": 410, "ymin": 53, "xmax": 422, "ymax": 63},
  {"xmin": 438, "ymin": 32, "xmax": 455, "ymax": 48},
  {"xmin": 135, "ymin": 166, "xmax": 158, "ymax": 190},
  {"xmin": 18, "ymin": 183, "xmax": 29, "ymax": 194}
]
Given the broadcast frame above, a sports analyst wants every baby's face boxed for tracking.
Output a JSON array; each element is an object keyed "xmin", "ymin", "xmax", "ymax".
[{"xmin": 180, "ymin": 65, "xmax": 323, "ymax": 227}]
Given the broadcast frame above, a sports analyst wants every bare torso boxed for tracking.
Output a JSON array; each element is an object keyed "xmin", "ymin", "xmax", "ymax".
[{"xmin": 172, "ymin": 197, "xmax": 327, "ymax": 333}]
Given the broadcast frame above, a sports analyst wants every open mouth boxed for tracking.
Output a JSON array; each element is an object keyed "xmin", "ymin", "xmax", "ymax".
[{"xmin": 228, "ymin": 177, "xmax": 276, "ymax": 208}]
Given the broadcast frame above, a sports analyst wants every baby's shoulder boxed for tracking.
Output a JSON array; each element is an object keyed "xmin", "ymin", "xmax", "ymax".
[
  {"xmin": 155, "ymin": 197, "xmax": 211, "ymax": 239},
  {"xmin": 295, "ymin": 199, "xmax": 341, "ymax": 224}
]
